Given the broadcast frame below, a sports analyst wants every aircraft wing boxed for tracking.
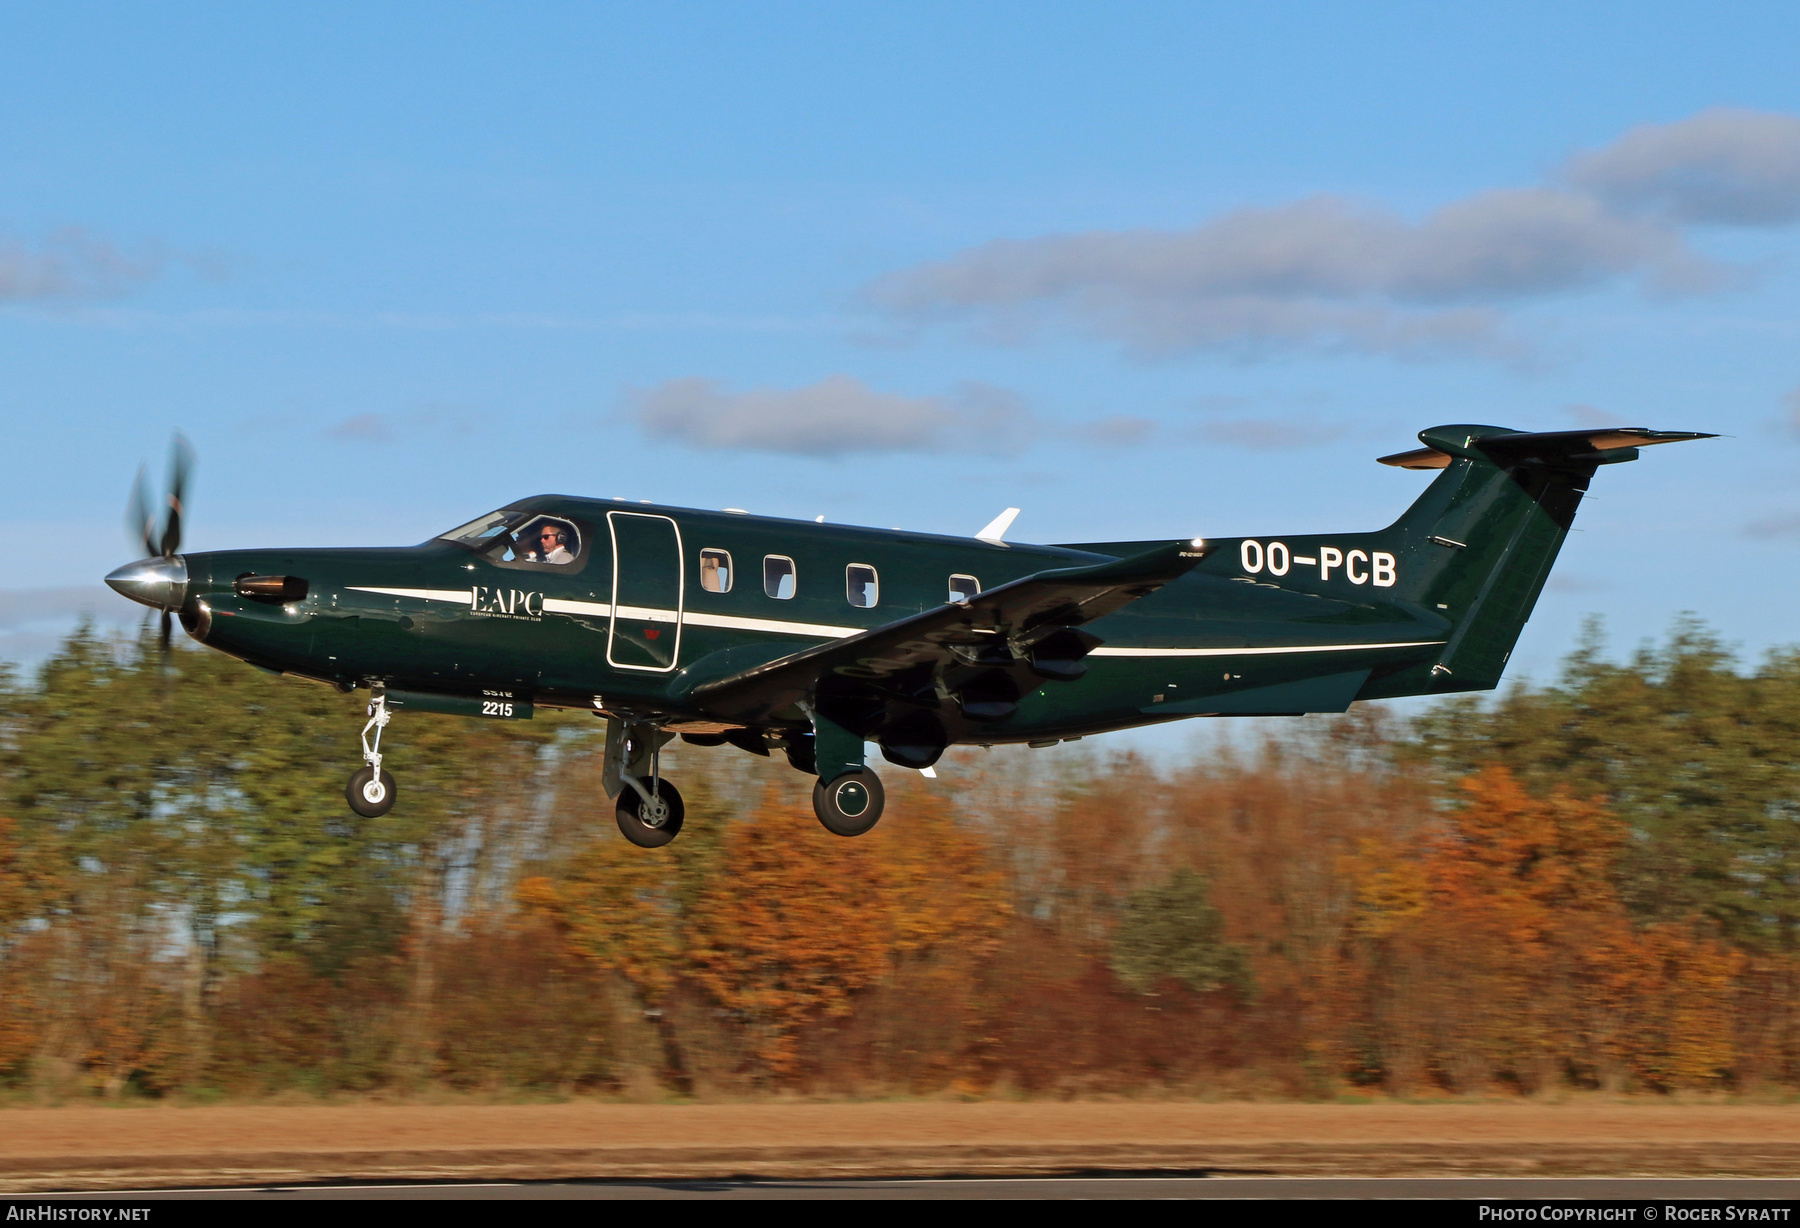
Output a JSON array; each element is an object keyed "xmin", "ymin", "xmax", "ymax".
[{"xmin": 688, "ymin": 539, "xmax": 1208, "ymax": 725}]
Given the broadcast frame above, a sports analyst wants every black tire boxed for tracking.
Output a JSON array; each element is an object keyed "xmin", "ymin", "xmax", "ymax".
[
  {"xmin": 346, "ymin": 766, "xmax": 397, "ymax": 818},
  {"xmin": 813, "ymin": 768, "xmax": 884, "ymax": 837},
  {"xmin": 616, "ymin": 779, "xmax": 686, "ymax": 848}
]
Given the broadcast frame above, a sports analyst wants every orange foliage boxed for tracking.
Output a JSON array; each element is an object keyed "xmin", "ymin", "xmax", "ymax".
[
  {"xmin": 0, "ymin": 732, "xmax": 1779, "ymax": 1099},
  {"xmin": 519, "ymin": 836, "xmax": 686, "ymax": 1003},
  {"xmin": 528, "ymin": 780, "xmax": 1011, "ymax": 1082},
  {"xmin": 1329, "ymin": 766, "xmax": 1744, "ymax": 1091}
]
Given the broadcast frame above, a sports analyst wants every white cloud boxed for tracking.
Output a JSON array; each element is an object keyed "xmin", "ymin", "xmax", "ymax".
[
  {"xmin": 627, "ymin": 374, "xmax": 1032, "ymax": 458},
  {"xmin": 1564, "ymin": 403, "xmax": 1632, "ymax": 428},
  {"xmin": 1546, "ymin": 573, "xmax": 1612, "ymax": 594},
  {"xmin": 0, "ymin": 228, "xmax": 162, "ymax": 301},
  {"xmin": 1070, "ymin": 415, "xmax": 1157, "ymax": 446},
  {"xmin": 862, "ymin": 108, "xmax": 1800, "ymax": 363},
  {"xmin": 1194, "ymin": 417, "xmax": 1351, "ymax": 451},
  {"xmin": 864, "ymin": 189, "xmax": 1712, "ymax": 361},
  {"xmin": 0, "ymin": 586, "xmax": 144, "ymax": 668},
  {"xmin": 324, "ymin": 405, "xmax": 478, "ymax": 443},
  {"xmin": 0, "ymin": 586, "xmax": 133, "ymax": 631},
  {"xmin": 326, "ymin": 413, "xmax": 394, "ymax": 442},
  {"xmin": 1565, "ymin": 108, "xmax": 1800, "ymax": 226},
  {"xmin": 1744, "ymin": 511, "xmax": 1800, "ymax": 541}
]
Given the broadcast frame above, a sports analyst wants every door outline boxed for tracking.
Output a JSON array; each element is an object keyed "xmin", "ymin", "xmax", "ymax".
[{"xmin": 606, "ymin": 511, "xmax": 685, "ymax": 672}]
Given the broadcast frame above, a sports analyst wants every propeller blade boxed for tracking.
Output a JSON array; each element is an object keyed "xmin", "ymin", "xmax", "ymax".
[
  {"xmin": 160, "ymin": 433, "xmax": 193, "ymax": 558},
  {"xmin": 160, "ymin": 609, "xmax": 172, "ymax": 655},
  {"xmin": 127, "ymin": 465, "xmax": 157, "ymax": 559}
]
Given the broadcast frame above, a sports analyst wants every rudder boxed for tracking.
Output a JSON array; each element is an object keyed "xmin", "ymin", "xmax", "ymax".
[{"xmin": 1369, "ymin": 424, "xmax": 1711, "ymax": 692}]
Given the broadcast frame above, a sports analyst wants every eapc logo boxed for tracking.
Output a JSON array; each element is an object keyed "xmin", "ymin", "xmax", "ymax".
[{"xmin": 470, "ymin": 586, "xmax": 544, "ymax": 620}]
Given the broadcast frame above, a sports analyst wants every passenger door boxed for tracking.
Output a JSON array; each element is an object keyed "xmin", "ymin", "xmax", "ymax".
[{"xmin": 607, "ymin": 512, "xmax": 684, "ymax": 671}]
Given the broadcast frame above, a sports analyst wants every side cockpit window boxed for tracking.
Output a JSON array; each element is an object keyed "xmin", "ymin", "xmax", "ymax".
[
  {"xmin": 699, "ymin": 548, "xmax": 732, "ymax": 593},
  {"xmin": 949, "ymin": 574, "xmax": 980, "ymax": 603},
  {"xmin": 521, "ymin": 518, "xmax": 579, "ymax": 564},
  {"xmin": 764, "ymin": 555, "xmax": 796, "ymax": 599},
  {"xmin": 438, "ymin": 508, "xmax": 585, "ymax": 572}
]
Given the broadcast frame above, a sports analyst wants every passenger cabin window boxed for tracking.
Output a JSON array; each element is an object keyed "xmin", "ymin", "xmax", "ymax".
[
  {"xmin": 764, "ymin": 555, "xmax": 796, "ymax": 600},
  {"xmin": 846, "ymin": 564, "xmax": 879, "ymax": 609},
  {"xmin": 949, "ymin": 574, "xmax": 980, "ymax": 603},
  {"xmin": 699, "ymin": 548, "xmax": 732, "ymax": 593}
]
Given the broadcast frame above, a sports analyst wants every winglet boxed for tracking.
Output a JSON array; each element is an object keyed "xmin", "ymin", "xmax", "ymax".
[{"xmin": 976, "ymin": 507, "xmax": 1021, "ymax": 544}]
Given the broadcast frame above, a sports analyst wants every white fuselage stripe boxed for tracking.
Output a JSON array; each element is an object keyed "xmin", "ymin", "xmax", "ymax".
[
  {"xmin": 346, "ymin": 587, "xmax": 1440, "ymax": 658},
  {"xmin": 543, "ymin": 597, "xmax": 611, "ymax": 617},
  {"xmin": 681, "ymin": 610, "xmax": 864, "ymax": 637},
  {"xmin": 347, "ymin": 586, "xmax": 473, "ymax": 604},
  {"xmin": 1089, "ymin": 641, "xmax": 1443, "ymax": 657}
]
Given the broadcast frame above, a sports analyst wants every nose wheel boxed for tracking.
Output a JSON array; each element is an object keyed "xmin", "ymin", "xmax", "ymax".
[
  {"xmin": 347, "ymin": 765, "xmax": 398, "ymax": 818},
  {"xmin": 346, "ymin": 685, "xmax": 398, "ymax": 818}
]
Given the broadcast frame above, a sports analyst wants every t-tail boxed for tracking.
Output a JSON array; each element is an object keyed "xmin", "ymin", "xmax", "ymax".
[{"xmin": 1356, "ymin": 424, "xmax": 1712, "ymax": 693}]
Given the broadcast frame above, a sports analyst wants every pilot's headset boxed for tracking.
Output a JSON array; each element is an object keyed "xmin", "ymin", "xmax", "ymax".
[{"xmin": 534, "ymin": 522, "xmax": 568, "ymax": 559}]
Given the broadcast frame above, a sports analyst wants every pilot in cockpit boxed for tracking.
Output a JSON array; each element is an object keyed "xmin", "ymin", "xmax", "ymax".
[{"xmin": 527, "ymin": 523, "xmax": 575, "ymax": 564}]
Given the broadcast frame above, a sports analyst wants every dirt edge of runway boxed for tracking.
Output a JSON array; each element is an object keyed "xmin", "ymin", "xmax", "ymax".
[{"xmin": 8, "ymin": 1142, "xmax": 1799, "ymax": 1192}]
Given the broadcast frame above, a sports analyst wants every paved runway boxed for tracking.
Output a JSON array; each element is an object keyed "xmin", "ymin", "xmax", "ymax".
[{"xmin": 49, "ymin": 1176, "xmax": 1800, "ymax": 1199}]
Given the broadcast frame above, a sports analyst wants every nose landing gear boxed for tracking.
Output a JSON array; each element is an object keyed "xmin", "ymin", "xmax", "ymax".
[{"xmin": 346, "ymin": 685, "xmax": 398, "ymax": 818}]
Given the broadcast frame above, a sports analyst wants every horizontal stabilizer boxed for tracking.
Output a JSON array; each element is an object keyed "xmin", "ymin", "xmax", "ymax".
[{"xmin": 1379, "ymin": 426, "xmax": 1715, "ymax": 470}]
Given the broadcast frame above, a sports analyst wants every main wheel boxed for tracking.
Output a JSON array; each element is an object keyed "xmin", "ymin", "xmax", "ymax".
[
  {"xmin": 346, "ymin": 766, "xmax": 397, "ymax": 818},
  {"xmin": 813, "ymin": 768, "xmax": 884, "ymax": 837},
  {"xmin": 616, "ymin": 779, "xmax": 686, "ymax": 848}
]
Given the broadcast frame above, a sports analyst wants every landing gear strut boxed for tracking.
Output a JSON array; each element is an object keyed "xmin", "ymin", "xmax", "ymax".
[
  {"xmin": 807, "ymin": 710, "xmax": 885, "ymax": 837},
  {"xmin": 604, "ymin": 718, "xmax": 685, "ymax": 848},
  {"xmin": 347, "ymin": 685, "xmax": 398, "ymax": 818}
]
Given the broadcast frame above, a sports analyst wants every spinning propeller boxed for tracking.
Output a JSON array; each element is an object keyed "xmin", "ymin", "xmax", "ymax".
[{"xmin": 107, "ymin": 434, "xmax": 195, "ymax": 655}]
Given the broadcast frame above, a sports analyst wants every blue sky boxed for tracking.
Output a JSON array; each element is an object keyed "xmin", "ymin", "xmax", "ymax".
[{"xmin": 4, "ymin": 1, "xmax": 1800, "ymax": 723}]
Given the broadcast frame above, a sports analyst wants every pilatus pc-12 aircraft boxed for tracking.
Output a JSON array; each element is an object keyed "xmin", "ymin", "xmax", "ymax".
[{"xmin": 106, "ymin": 423, "xmax": 1709, "ymax": 847}]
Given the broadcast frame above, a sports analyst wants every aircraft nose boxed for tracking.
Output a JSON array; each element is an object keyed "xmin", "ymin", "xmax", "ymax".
[{"xmin": 105, "ymin": 556, "xmax": 189, "ymax": 611}]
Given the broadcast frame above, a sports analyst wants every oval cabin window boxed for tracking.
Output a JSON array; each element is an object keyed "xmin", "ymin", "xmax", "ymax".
[
  {"xmin": 846, "ymin": 564, "xmax": 879, "ymax": 609},
  {"xmin": 699, "ymin": 548, "xmax": 732, "ymax": 593},
  {"xmin": 764, "ymin": 555, "xmax": 796, "ymax": 600}
]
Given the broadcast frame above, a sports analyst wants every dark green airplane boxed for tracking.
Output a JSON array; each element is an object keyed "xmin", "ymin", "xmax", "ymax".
[{"xmin": 106, "ymin": 424, "xmax": 1709, "ymax": 846}]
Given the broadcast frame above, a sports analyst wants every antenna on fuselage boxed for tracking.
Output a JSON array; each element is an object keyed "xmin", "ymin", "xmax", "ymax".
[{"xmin": 976, "ymin": 507, "xmax": 1020, "ymax": 545}]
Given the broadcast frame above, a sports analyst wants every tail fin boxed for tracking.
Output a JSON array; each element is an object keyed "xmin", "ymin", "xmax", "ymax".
[{"xmin": 1370, "ymin": 424, "xmax": 1712, "ymax": 692}]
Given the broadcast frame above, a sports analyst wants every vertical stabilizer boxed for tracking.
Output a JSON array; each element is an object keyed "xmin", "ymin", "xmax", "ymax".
[{"xmin": 1368, "ymin": 425, "xmax": 1711, "ymax": 692}]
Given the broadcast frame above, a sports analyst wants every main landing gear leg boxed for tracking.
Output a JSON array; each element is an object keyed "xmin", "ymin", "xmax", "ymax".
[
  {"xmin": 809, "ymin": 710, "xmax": 884, "ymax": 837},
  {"xmin": 346, "ymin": 684, "xmax": 398, "ymax": 818},
  {"xmin": 604, "ymin": 717, "xmax": 685, "ymax": 848}
]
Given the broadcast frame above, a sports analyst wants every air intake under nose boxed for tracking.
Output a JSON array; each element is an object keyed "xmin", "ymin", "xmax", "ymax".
[{"xmin": 106, "ymin": 556, "xmax": 189, "ymax": 611}]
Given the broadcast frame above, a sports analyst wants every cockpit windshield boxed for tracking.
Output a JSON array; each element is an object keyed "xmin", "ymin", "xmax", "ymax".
[{"xmin": 437, "ymin": 509, "xmax": 530, "ymax": 546}]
